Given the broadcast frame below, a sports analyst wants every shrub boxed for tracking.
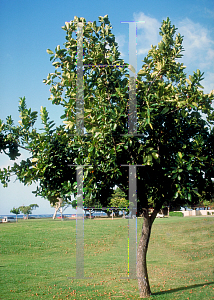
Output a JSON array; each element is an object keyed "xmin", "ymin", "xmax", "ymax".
[{"xmin": 169, "ymin": 211, "xmax": 183, "ymax": 217}]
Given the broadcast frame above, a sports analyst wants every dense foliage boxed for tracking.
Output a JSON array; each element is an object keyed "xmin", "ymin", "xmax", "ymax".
[
  {"xmin": 169, "ymin": 211, "xmax": 183, "ymax": 217},
  {"xmin": 1, "ymin": 15, "xmax": 214, "ymax": 297}
]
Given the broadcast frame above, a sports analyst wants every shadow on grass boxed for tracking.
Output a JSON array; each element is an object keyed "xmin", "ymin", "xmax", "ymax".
[{"xmin": 152, "ymin": 281, "xmax": 214, "ymax": 296}]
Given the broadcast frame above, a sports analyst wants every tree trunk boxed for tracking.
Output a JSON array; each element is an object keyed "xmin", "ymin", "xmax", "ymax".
[
  {"xmin": 16, "ymin": 215, "xmax": 18, "ymax": 222},
  {"xmin": 53, "ymin": 198, "xmax": 63, "ymax": 219},
  {"xmin": 137, "ymin": 209, "xmax": 158, "ymax": 298}
]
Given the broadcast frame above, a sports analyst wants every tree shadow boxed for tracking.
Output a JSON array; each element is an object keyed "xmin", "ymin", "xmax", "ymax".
[{"xmin": 152, "ymin": 281, "xmax": 214, "ymax": 296}]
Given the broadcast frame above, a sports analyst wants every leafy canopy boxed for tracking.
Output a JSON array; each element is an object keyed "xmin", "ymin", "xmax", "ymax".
[
  {"xmin": 10, "ymin": 207, "xmax": 21, "ymax": 215},
  {"xmin": 108, "ymin": 187, "xmax": 129, "ymax": 210},
  {"xmin": 0, "ymin": 16, "xmax": 214, "ymax": 211},
  {"xmin": 18, "ymin": 204, "xmax": 39, "ymax": 216}
]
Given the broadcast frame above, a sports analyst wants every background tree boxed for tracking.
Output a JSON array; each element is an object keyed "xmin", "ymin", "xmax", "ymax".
[
  {"xmin": 51, "ymin": 197, "xmax": 73, "ymax": 219},
  {"xmin": 72, "ymin": 188, "xmax": 103, "ymax": 218},
  {"xmin": 19, "ymin": 204, "xmax": 39, "ymax": 219},
  {"xmin": 19, "ymin": 206, "xmax": 32, "ymax": 219},
  {"xmin": 10, "ymin": 207, "xmax": 20, "ymax": 222},
  {"xmin": 0, "ymin": 16, "xmax": 214, "ymax": 298},
  {"xmin": 108, "ymin": 187, "xmax": 129, "ymax": 218},
  {"xmin": 201, "ymin": 199, "xmax": 214, "ymax": 210}
]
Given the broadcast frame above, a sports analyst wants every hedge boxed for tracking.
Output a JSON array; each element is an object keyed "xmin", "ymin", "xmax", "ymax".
[{"xmin": 169, "ymin": 211, "xmax": 183, "ymax": 217}]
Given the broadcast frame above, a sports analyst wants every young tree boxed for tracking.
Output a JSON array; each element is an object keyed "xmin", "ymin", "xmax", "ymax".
[
  {"xmin": 108, "ymin": 187, "xmax": 129, "ymax": 218},
  {"xmin": 19, "ymin": 206, "xmax": 32, "ymax": 219},
  {"xmin": 19, "ymin": 204, "xmax": 39, "ymax": 219},
  {"xmin": 0, "ymin": 16, "xmax": 214, "ymax": 298},
  {"xmin": 51, "ymin": 197, "xmax": 72, "ymax": 219},
  {"xmin": 10, "ymin": 207, "xmax": 20, "ymax": 222}
]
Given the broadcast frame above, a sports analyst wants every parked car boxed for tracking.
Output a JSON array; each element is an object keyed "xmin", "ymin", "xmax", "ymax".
[
  {"xmin": 2, "ymin": 217, "xmax": 16, "ymax": 223},
  {"xmin": 156, "ymin": 213, "xmax": 164, "ymax": 218},
  {"xmin": 85, "ymin": 214, "xmax": 94, "ymax": 219},
  {"xmin": 125, "ymin": 215, "xmax": 136, "ymax": 219},
  {"xmin": 57, "ymin": 215, "xmax": 66, "ymax": 219}
]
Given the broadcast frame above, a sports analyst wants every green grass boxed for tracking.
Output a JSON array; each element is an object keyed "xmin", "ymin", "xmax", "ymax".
[{"xmin": 0, "ymin": 216, "xmax": 214, "ymax": 299}]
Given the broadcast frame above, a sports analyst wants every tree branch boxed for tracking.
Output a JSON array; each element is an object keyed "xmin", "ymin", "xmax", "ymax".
[
  {"xmin": 16, "ymin": 143, "xmax": 31, "ymax": 152},
  {"xmin": 146, "ymin": 69, "xmax": 163, "ymax": 96}
]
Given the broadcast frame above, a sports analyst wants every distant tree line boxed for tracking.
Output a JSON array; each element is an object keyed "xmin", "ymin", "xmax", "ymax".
[{"xmin": 10, "ymin": 204, "xmax": 39, "ymax": 221}]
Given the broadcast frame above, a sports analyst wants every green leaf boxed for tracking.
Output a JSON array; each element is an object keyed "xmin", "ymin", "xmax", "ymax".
[
  {"xmin": 31, "ymin": 158, "xmax": 38, "ymax": 163},
  {"xmin": 148, "ymin": 154, "xmax": 152, "ymax": 161},
  {"xmin": 152, "ymin": 152, "xmax": 159, "ymax": 159},
  {"xmin": 161, "ymin": 107, "xmax": 169, "ymax": 114},
  {"xmin": 47, "ymin": 49, "xmax": 54, "ymax": 55},
  {"xmin": 138, "ymin": 69, "xmax": 146, "ymax": 76},
  {"xmin": 63, "ymin": 121, "xmax": 74, "ymax": 129},
  {"xmin": 186, "ymin": 164, "xmax": 192, "ymax": 171},
  {"xmin": 178, "ymin": 152, "xmax": 182, "ymax": 159},
  {"xmin": 186, "ymin": 79, "xmax": 191, "ymax": 85},
  {"xmin": 192, "ymin": 189, "xmax": 201, "ymax": 197},
  {"xmin": 113, "ymin": 123, "xmax": 117, "ymax": 130}
]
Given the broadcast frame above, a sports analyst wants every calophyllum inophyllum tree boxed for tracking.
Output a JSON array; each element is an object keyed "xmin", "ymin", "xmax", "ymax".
[{"xmin": 1, "ymin": 16, "xmax": 214, "ymax": 298}]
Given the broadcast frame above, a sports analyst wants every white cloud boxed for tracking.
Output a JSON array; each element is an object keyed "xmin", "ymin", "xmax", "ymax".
[
  {"xmin": 131, "ymin": 12, "xmax": 214, "ymax": 93},
  {"xmin": 201, "ymin": 71, "xmax": 214, "ymax": 94},
  {"xmin": 115, "ymin": 33, "xmax": 126, "ymax": 58},
  {"xmin": 133, "ymin": 12, "xmax": 161, "ymax": 56},
  {"xmin": 177, "ymin": 18, "xmax": 214, "ymax": 70},
  {"xmin": 177, "ymin": 18, "xmax": 214, "ymax": 93}
]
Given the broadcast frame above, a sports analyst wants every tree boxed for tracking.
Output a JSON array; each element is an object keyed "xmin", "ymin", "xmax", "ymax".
[
  {"xmin": 51, "ymin": 197, "xmax": 72, "ymax": 219},
  {"xmin": 19, "ymin": 206, "xmax": 32, "ymax": 219},
  {"xmin": 0, "ymin": 118, "xmax": 21, "ymax": 161},
  {"xmin": 10, "ymin": 207, "xmax": 20, "ymax": 222},
  {"xmin": 108, "ymin": 187, "xmax": 129, "ymax": 218},
  {"xmin": 0, "ymin": 16, "xmax": 214, "ymax": 298},
  {"xmin": 19, "ymin": 204, "xmax": 39, "ymax": 219},
  {"xmin": 72, "ymin": 187, "xmax": 103, "ymax": 218}
]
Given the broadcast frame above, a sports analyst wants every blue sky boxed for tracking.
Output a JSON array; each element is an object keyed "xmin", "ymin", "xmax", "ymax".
[{"xmin": 0, "ymin": 0, "xmax": 213, "ymax": 215}]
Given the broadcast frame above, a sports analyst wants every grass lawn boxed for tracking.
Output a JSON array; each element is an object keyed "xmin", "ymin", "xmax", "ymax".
[{"xmin": 0, "ymin": 216, "xmax": 214, "ymax": 299}]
